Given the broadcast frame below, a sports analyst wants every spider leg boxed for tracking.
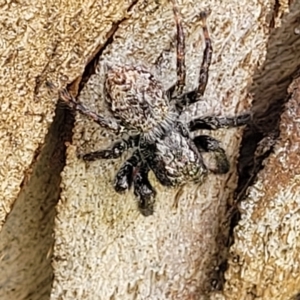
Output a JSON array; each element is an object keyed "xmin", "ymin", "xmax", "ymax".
[
  {"xmin": 186, "ymin": 11, "xmax": 212, "ymax": 103},
  {"xmin": 169, "ymin": 0, "xmax": 186, "ymax": 97},
  {"xmin": 133, "ymin": 163, "xmax": 156, "ymax": 217},
  {"xmin": 46, "ymin": 81, "xmax": 120, "ymax": 133},
  {"xmin": 114, "ymin": 150, "xmax": 140, "ymax": 193},
  {"xmin": 114, "ymin": 150, "xmax": 156, "ymax": 216},
  {"xmin": 189, "ymin": 113, "xmax": 251, "ymax": 131},
  {"xmin": 78, "ymin": 135, "xmax": 139, "ymax": 161},
  {"xmin": 193, "ymin": 135, "xmax": 229, "ymax": 174}
]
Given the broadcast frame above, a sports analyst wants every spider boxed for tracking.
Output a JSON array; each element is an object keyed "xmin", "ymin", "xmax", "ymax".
[{"xmin": 47, "ymin": 0, "xmax": 251, "ymax": 216}]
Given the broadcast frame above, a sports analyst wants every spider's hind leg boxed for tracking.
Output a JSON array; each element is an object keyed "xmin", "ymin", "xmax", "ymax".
[
  {"xmin": 185, "ymin": 11, "xmax": 213, "ymax": 104},
  {"xmin": 46, "ymin": 81, "xmax": 120, "ymax": 133},
  {"xmin": 194, "ymin": 135, "xmax": 229, "ymax": 174},
  {"xmin": 169, "ymin": 0, "xmax": 186, "ymax": 97}
]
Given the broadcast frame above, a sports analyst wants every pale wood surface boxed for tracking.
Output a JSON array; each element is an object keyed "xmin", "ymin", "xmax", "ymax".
[{"xmin": 1, "ymin": 0, "xmax": 300, "ymax": 299}]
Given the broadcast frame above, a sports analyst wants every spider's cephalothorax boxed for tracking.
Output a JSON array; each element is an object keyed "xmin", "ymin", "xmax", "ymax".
[{"xmin": 47, "ymin": 0, "xmax": 251, "ymax": 216}]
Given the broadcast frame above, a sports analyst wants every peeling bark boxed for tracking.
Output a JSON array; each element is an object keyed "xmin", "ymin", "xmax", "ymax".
[
  {"xmin": 224, "ymin": 77, "xmax": 300, "ymax": 300},
  {"xmin": 50, "ymin": 0, "xmax": 274, "ymax": 299},
  {"xmin": 1, "ymin": 0, "xmax": 299, "ymax": 299}
]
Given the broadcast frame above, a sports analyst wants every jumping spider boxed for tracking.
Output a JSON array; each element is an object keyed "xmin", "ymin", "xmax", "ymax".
[{"xmin": 47, "ymin": 0, "xmax": 250, "ymax": 216}]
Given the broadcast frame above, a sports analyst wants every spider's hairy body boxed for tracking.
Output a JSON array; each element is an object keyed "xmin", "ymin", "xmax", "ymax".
[
  {"xmin": 47, "ymin": 0, "xmax": 251, "ymax": 216},
  {"xmin": 105, "ymin": 65, "xmax": 175, "ymax": 140},
  {"xmin": 143, "ymin": 125, "xmax": 207, "ymax": 187},
  {"xmin": 105, "ymin": 64, "xmax": 208, "ymax": 187}
]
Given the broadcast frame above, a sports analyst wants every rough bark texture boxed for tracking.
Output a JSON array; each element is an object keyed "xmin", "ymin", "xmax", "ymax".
[
  {"xmin": 222, "ymin": 3, "xmax": 300, "ymax": 298},
  {"xmin": 0, "ymin": 0, "xmax": 299, "ymax": 299},
  {"xmin": 51, "ymin": 0, "xmax": 272, "ymax": 299},
  {"xmin": 224, "ymin": 77, "xmax": 300, "ymax": 300},
  {"xmin": 0, "ymin": 0, "xmax": 137, "ymax": 298},
  {"xmin": 0, "ymin": 108, "xmax": 72, "ymax": 299}
]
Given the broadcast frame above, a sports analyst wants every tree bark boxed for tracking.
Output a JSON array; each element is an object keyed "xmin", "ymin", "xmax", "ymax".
[
  {"xmin": 224, "ymin": 77, "xmax": 300, "ymax": 300},
  {"xmin": 0, "ymin": 0, "xmax": 299, "ymax": 299}
]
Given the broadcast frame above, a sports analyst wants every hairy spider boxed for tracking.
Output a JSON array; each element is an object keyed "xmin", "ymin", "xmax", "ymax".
[{"xmin": 47, "ymin": 0, "xmax": 250, "ymax": 216}]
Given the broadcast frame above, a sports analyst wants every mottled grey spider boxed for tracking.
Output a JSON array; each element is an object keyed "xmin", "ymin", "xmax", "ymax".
[{"xmin": 47, "ymin": 0, "xmax": 250, "ymax": 216}]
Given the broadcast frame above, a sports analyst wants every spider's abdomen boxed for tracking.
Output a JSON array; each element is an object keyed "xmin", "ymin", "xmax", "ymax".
[
  {"xmin": 105, "ymin": 65, "xmax": 171, "ymax": 134},
  {"xmin": 145, "ymin": 130, "xmax": 208, "ymax": 187}
]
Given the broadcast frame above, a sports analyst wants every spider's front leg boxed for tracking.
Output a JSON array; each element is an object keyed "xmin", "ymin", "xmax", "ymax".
[
  {"xmin": 193, "ymin": 135, "xmax": 229, "ymax": 174},
  {"xmin": 188, "ymin": 113, "xmax": 251, "ymax": 131},
  {"xmin": 133, "ymin": 163, "xmax": 156, "ymax": 217},
  {"xmin": 78, "ymin": 135, "xmax": 139, "ymax": 161},
  {"xmin": 114, "ymin": 150, "xmax": 156, "ymax": 216},
  {"xmin": 190, "ymin": 113, "xmax": 251, "ymax": 173},
  {"xmin": 114, "ymin": 150, "xmax": 140, "ymax": 193},
  {"xmin": 46, "ymin": 81, "xmax": 121, "ymax": 133}
]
